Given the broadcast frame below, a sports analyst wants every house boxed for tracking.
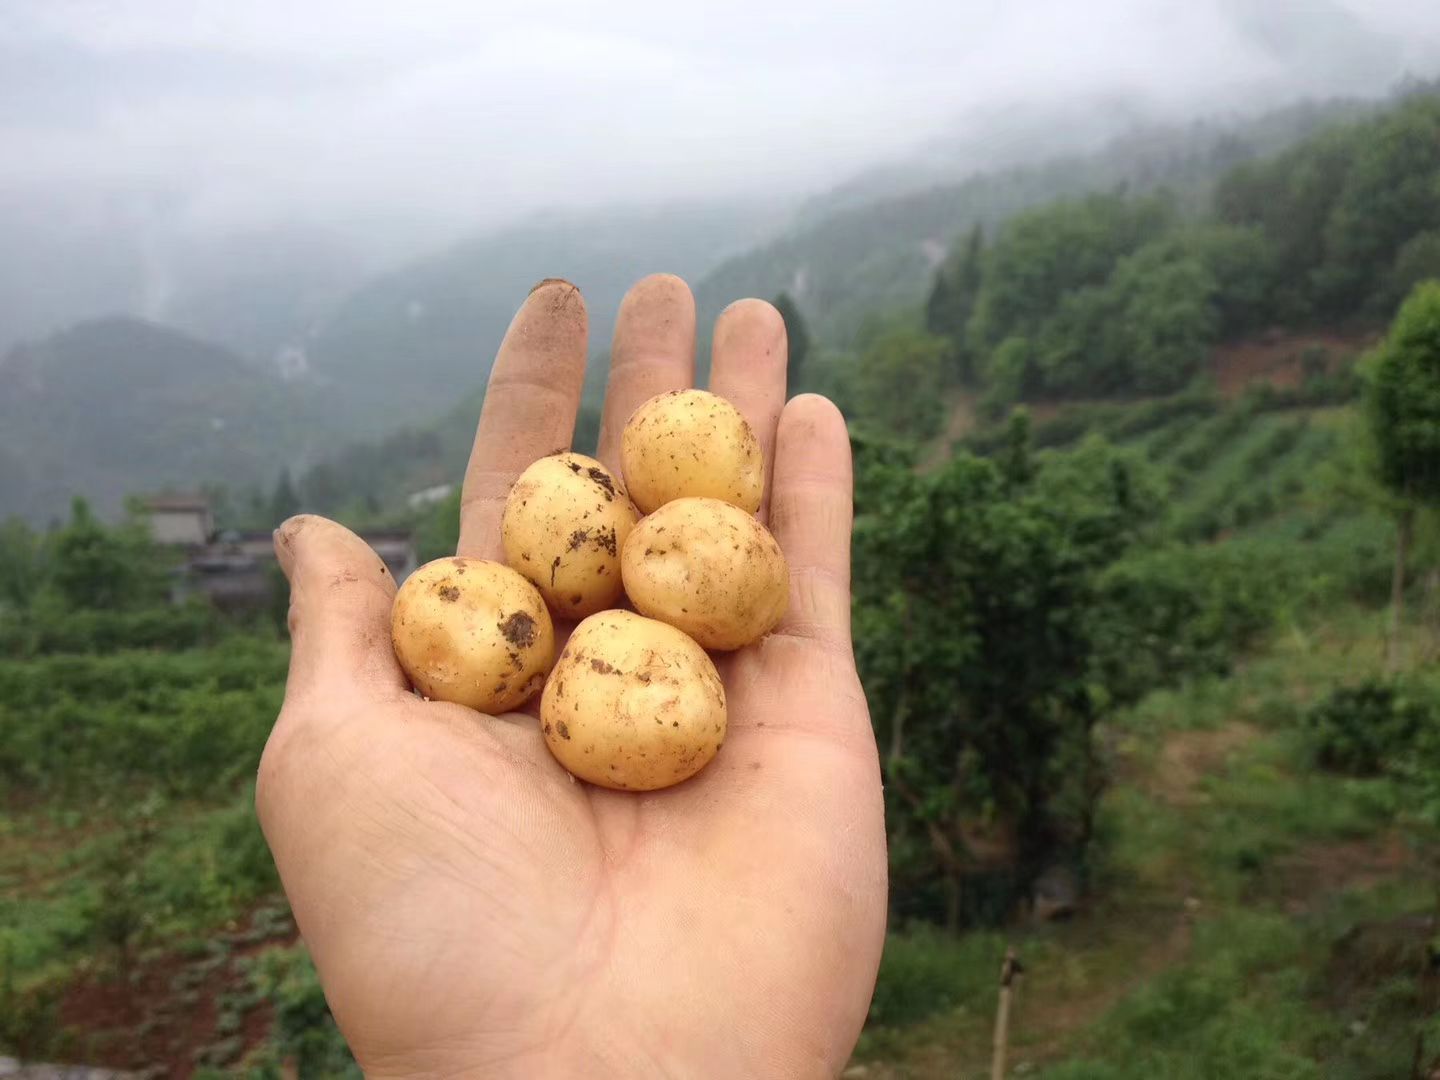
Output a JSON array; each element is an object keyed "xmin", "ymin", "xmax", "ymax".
[
  {"xmin": 142, "ymin": 496, "xmax": 417, "ymax": 612},
  {"xmin": 141, "ymin": 495, "xmax": 214, "ymax": 548}
]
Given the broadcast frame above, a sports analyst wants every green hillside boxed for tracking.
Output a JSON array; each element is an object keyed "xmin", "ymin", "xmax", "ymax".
[{"xmin": 691, "ymin": 95, "xmax": 1378, "ymax": 347}]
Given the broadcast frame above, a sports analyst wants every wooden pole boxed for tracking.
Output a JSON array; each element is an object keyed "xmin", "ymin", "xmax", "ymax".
[{"xmin": 990, "ymin": 947, "xmax": 1022, "ymax": 1080}]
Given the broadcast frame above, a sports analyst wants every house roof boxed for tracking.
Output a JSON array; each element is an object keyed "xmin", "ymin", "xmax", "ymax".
[{"xmin": 143, "ymin": 494, "xmax": 212, "ymax": 512}]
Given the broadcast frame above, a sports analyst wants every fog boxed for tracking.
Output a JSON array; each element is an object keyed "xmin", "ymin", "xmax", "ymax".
[
  {"xmin": 5, "ymin": 0, "xmax": 1439, "ymax": 239},
  {"xmin": 2, "ymin": 0, "xmax": 1439, "ymax": 354}
]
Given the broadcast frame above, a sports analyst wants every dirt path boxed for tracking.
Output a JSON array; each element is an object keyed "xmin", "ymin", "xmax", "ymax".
[{"xmin": 921, "ymin": 390, "xmax": 978, "ymax": 470}]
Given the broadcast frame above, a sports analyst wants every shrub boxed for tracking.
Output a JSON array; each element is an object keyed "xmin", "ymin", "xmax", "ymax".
[{"xmin": 1305, "ymin": 678, "xmax": 1433, "ymax": 776}]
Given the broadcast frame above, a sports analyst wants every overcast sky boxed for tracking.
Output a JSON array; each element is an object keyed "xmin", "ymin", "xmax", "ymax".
[{"xmin": 3, "ymin": 0, "xmax": 1440, "ymax": 240}]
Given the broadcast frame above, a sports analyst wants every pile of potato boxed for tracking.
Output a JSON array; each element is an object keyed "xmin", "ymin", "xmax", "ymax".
[{"xmin": 389, "ymin": 389, "xmax": 790, "ymax": 791}]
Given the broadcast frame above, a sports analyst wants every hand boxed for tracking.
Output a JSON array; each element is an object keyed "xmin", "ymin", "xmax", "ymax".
[{"xmin": 257, "ymin": 276, "xmax": 888, "ymax": 1079}]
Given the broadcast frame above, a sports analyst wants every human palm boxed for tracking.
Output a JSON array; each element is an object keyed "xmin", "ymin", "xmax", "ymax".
[{"xmin": 257, "ymin": 276, "xmax": 888, "ymax": 1079}]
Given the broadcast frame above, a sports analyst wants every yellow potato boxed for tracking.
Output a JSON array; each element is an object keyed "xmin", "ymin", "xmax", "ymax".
[
  {"xmin": 621, "ymin": 497, "xmax": 789, "ymax": 651},
  {"xmin": 390, "ymin": 557, "xmax": 555, "ymax": 713},
  {"xmin": 540, "ymin": 610, "xmax": 726, "ymax": 790},
  {"xmin": 502, "ymin": 453, "xmax": 639, "ymax": 619},
  {"xmin": 620, "ymin": 389, "xmax": 764, "ymax": 514}
]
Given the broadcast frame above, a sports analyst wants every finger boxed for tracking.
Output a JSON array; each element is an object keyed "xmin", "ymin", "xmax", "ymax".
[
  {"xmin": 458, "ymin": 280, "xmax": 588, "ymax": 559},
  {"xmin": 273, "ymin": 514, "xmax": 406, "ymax": 703},
  {"xmin": 594, "ymin": 273, "xmax": 697, "ymax": 473},
  {"xmin": 707, "ymin": 299, "xmax": 787, "ymax": 520},
  {"xmin": 767, "ymin": 395, "xmax": 853, "ymax": 649}
]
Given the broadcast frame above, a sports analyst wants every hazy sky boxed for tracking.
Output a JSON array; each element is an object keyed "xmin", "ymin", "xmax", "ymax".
[{"xmin": 3, "ymin": 0, "xmax": 1440, "ymax": 238}]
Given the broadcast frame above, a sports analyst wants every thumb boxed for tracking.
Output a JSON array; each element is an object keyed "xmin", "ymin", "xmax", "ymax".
[{"xmin": 273, "ymin": 514, "xmax": 407, "ymax": 703}]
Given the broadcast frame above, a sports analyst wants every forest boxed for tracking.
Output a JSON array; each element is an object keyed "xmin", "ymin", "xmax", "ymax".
[{"xmin": 5, "ymin": 85, "xmax": 1440, "ymax": 1077}]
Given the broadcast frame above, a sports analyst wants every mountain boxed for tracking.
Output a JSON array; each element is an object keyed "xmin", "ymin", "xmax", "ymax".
[
  {"xmin": 0, "ymin": 317, "xmax": 327, "ymax": 522},
  {"xmin": 693, "ymin": 96, "xmax": 1374, "ymax": 346},
  {"xmin": 0, "ymin": 201, "xmax": 390, "ymax": 366},
  {"xmin": 301, "ymin": 199, "xmax": 786, "ymax": 432}
]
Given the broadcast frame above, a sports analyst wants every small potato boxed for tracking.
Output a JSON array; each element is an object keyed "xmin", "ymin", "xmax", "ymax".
[
  {"xmin": 391, "ymin": 557, "xmax": 555, "ymax": 713},
  {"xmin": 502, "ymin": 453, "xmax": 639, "ymax": 619},
  {"xmin": 621, "ymin": 497, "xmax": 789, "ymax": 651},
  {"xmin": 541, "ymin": 610, "xmax": 726, "ymax": 790},
  {"xmin": 621, "ymin": 389, "xmax": 764, "ymax": 514}
]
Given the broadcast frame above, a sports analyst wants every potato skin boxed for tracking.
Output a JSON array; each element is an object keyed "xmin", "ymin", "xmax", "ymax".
[
  {"xmin": 621, "ymin": 497, "xmax": 789, "ymax": 651},
  {"xmin": 540, "ymin": 610, "xmax": 726, "ymax": 790},
  {"xmin": 390, "ymin": 557, "xmax": 555, "ymax": 713},
  {"xmin": 502, "ymin": 453, "xmax": 639, "ymax": 619},
  {"xmin": 620, "ymin": 389, "xmax": 764, "ymax": 514}
]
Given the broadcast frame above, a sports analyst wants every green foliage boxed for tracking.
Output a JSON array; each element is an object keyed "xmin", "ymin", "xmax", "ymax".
[
  {"xmin": 1092, "ymin": 543, "xmax": 1284, "ymax": 704},
  {"xmin": 1039, "ymin": 914, "xmax": 1321, "ymax": 1080},
  {"xmin": 1218, "ymin": 94, "xmax": 1440, "ymax": 323},
  {"xmin": 866, "ymin": 927, "xmax": 1007, "ymax": 1028},
  {"xmin": 0, "ymin": 597, "xmax": 228, "ymax": 657},
  {"xmin": 772, "ymin": 291, "xmax": 812, "ymax": 393},
  {"xmin": 415, "ymin": 486, "xmax": 462, "ymax": 563},
  {"xmin": 854, "ymin": 434, "xmax": 1164, "ymax": 924},
  {"xmin": 970, "ymin": 192, "xmax": 1174, "ymax": 357},
  {"xmin": 1365, "ymin": 281, "xmax": 1440, "ymax": 502},
  {"xmin": 1305, "ymin": 678, "xmax": 1432, "ymax": 776},
  {"xmin": 0, "ymin": 516, "xmax": 42, "ymax": 610},
  {"xmin": 925, "ymin": 225, "xmax": 984, "ymax": 381},
  {"xmin": 47, "ymin": 498, "xmax": 172, "ymax": 611},
  {"xmin": 244, "ymin": 946, "xmax": 360, "ymax": 1077},
  {"xmin": 1383, "ymin": 230, "xmax": 1440, "ymax": 311},
  {"xmin": 840, "ymin": 327, "xmax": 948, "ymax": 440},
  {"xmin": 0, "ymin": 642, "xmax": 287, "ymax": 796}
]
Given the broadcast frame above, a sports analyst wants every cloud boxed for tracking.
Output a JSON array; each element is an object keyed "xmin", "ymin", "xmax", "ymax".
[{"xmin": 1, "ymin": 0, "xmax": 1437, "ymax": 239}]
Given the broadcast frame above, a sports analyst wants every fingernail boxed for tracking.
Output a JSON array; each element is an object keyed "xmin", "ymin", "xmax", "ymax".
[{"xmin": 272, "ymin": 523, "xmax": 297, "ymax": 580}]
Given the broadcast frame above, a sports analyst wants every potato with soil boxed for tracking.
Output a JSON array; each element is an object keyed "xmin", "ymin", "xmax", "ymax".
[
  {"xmin": 620, "ymin": 389, "xmax": 764, "ymax": 514},
  {"xmin": 502, "ymin": 453, "xmax": 638, "ymax": 619},
  {"xmin": 541, "ymin": 610, "xmax": 726, "ymax": 790},
  {"xmin": 621, "ymin": 497, "xmax": 789, "ymax": 651},
  {"xmin": 391, "ymin": 557, "xmax": 555, "ymax": 713}
]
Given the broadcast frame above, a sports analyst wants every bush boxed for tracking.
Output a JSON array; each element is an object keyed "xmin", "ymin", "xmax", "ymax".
[
  {"xmin": 1092, "ymin": 543, "xmax": 1284, "ymax": 703},
  {"xmin": 0, "ymin": 641, "xmax": 287, "ymax": 796},
  {"xmin": 0, "ymin": 599, "xmax": 228, "ymax": 656},
  {"xmin": 1304, "ymin": 678, "xmax": 1433, "ymax": 776}
]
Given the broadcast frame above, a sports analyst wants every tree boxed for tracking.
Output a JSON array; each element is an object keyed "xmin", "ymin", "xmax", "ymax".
[
  {"xmin": 772, "ymin": 292, "xmax": 811, "ymax": 394},
  {"xmin": 844, "ymin": 328, "xmax": 948, "ymax": 440},
  {"xmin": 0, "ymin": 517, "xmax": 42, "ymax": 611},
  {"xmin": 269, "ymin": 469, "xmax": 301, "ymax": 526},
  {"xmin": 47, "ymin": 498, "xmax": 171, "ymax": 611},
  {"xmin": 1365, "ymin": 281, "xmax": 1440, "ymax": 670},
  {"xmin": 925, "ymin": 225, "xmax": 984, "ymax": 381},
  {"xmin": 853, "ymin": 433, "xmax": 1160, "ymax": 928},
  {"xmin": 968, "ymin": 193, "xmax": 1173, "ymax": 356}
]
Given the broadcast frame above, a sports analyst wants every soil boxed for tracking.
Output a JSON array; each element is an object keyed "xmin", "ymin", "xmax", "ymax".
[
  {"xmin": 1208, "ymin": 329, "xmax": 1377, "ymax": 400},
  {"xmin": 56, "ymin": 905, "xmax": 297, "ymax": 1079}
]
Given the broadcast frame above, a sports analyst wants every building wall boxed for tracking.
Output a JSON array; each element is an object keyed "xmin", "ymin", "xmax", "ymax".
[{"xmin": 150, "ymin": 509, "xmax": 211, "ymax": 547}]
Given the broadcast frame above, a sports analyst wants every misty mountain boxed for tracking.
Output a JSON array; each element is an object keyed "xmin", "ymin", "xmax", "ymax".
[
  {"xmin": 0, "ymin": 317, "xmax": 327, "ymax": 523},
  {"xmin": 794, "ymin": 94, "xmax": 1164, "ymax": 224},
  {"xmin": 301, "ymin": 200, "xmax": 787, "ymax": 431},
  {"xmin": 0, "ymin": 204, "xmax": 390, "ymax": 366},
  {"xmin": 693, "ymin": 95, "xmax": 1375, "ymax": 345}
]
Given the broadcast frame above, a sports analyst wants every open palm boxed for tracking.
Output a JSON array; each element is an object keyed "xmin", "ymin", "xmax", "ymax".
[{"xmin": 257, "ymin": 276, "xmax": 888, "ymax": 1079}]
